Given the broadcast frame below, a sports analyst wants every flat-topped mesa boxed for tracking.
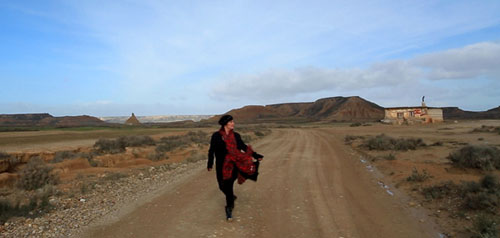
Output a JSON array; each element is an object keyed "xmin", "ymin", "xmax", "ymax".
[
  {"xmin": 208, "ymin": 96, "xmax": 385, "ymax": 123},
  {"xmin": 0, "ymin": 113, "xmax": 106, "ymax": 127}
]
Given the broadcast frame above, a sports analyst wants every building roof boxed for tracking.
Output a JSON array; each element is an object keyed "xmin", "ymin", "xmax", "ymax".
[{"xmin": 385, "ymin": 106, "xmax": 442, "ymax": 110}]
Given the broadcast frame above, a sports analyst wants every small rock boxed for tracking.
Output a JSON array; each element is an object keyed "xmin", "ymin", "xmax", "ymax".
[{"xmin": 408, "ymin": 202, "xmax": 416, "ymax": 207}]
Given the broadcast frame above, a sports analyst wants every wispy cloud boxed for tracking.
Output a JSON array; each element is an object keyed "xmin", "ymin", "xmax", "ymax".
[{"xmin": 210, "ymin": 42, "xmax": 500, "ymax": 108}]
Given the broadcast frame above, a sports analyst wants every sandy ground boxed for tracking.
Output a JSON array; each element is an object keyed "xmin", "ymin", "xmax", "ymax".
[{"xmin": 77, "ymin": 128, "xmax": 442, "ymax": 238}]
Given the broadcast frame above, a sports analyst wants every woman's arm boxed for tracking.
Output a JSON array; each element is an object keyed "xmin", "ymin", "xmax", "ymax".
[
  {"xmin": 207, "ymin": 133, "xmax": 217, "ymax": 170},
  {"xmin": 235, "ymin": 133, "xmax": 264, "ymax": 160}
]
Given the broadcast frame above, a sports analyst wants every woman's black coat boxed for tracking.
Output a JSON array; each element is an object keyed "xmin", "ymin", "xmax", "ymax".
[{"xmin": 207, "ymin": 130, "xmax": 263, "ymax": 189}]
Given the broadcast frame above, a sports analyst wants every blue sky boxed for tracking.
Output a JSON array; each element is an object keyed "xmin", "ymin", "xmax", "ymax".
[{"xmin": 1, "ymin": 0, "xmax": 499, "ymax": 116}]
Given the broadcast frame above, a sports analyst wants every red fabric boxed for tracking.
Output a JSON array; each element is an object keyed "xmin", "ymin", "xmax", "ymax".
[{"xmin": 220, "ymin": 129, "xmax": 256, "ymax": 183}]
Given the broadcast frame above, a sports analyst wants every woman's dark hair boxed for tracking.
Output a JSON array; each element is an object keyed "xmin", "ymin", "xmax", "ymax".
[{"xmin": 218, "ymin": 115, "xmax": 233, "ymax": 126}]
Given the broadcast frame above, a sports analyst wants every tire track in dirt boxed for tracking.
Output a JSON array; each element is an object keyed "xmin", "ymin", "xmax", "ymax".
[{"xmin": 80, "ymin": 128, "xmax": 440, "ymax": 238}]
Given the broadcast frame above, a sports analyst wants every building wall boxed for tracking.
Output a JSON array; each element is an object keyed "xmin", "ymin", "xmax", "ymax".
[{"xmin": 384, "ymin": 107, "xmax": 443, "ymax": 124}]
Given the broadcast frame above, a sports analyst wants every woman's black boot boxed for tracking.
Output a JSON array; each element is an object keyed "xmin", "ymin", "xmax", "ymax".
[{"xmin": 225, "ymin": 206, "xmax": 233, "ymax": 221}]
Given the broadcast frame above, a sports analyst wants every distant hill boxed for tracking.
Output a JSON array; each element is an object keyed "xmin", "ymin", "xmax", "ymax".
[
  {"xmin": 208, "ymin": 96, "xmax": 500, "ymax": 123},
  {"xmin": 442, "ymin": 106, "xmax": 500, "ymax": 120},
  {"xmin": 100, "ymin": 115, "xmax": 213, "ymax": 124},
  {"xmin": 0, "ymin": 114, "xmax": 106, "ymax": 127},
  {"xmin": 208, "ymin": 96, "xmax": 386, "ymax": 123}
]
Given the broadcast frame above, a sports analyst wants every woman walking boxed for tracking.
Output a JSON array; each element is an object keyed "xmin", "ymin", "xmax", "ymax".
[{"xmin": 207, "ymin": 115, "xmax": 263, "ymax": 221}]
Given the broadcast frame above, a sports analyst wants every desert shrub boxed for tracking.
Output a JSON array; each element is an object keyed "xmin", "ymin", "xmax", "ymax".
[
  {"xmin": 186, "ymin": 131, "xmax": 209, "ymax": 144},
  {"xmin": 350, "ymin": 122, "xmax": 362, "ymax": 127},
  {"xmin": 93, "ymin": 138, "xmax": 126, "ymax": 154},
  {"xmin": 363, "ymin": 134, "xmax": 394, "ymax": 150},
  {"xmin": 0, "ymin": 151, "xmax": 10, "ymax": 160},
  {"xmin": 241, "ymin": 135, "xmax": 253, "ymax": 143},
  {"xmin": 394, "ymin": 138, "xmax": 426, "ymax": 151},
  {"xmin": 157, "ymin": 135, "xmax": 191, "ymax": 152},
  {"xmin": 461, "ymin": 175, "xmax": 500, "ymax": 211},
  {"xmin": 384, "ymin": 153, "xmax": 396, "ymax": 160},
  {"xmin": 422, "ymin": 181, "xmax": 458, "ymax": 200},
  {"xmin": 147, "ymin": 152, "xmax": 169, "ymax": 161},
  {"xmin": 448, "ymin": 145, "xmax": 500, "ymax": 171},
  {"xmin": 473, "ymin": 125, "xmax": 500, "ymax": 134},
  {"xmin": 481, "ymin": 174, "xmax": 500, "ymax": 192},
  {"xmin": 362, "ymin": 134, "xmax": 426, "ymax": 151},
  {"xmin": 103, "ymin": 172, "xmax": 127, "ymax": 181},
  {"xmin": 470, "ymin": 214, "xmax": 498, "ymax": 238},
  {"xmin": 464, "ymin": 192, "xmax": 498, "ymax": 211},
  {"xmin": 18, "ymin": 157, "xmax": 59, "ymax": 191},
  {"xmin": 51, "ymin": 150, "xmax": 78, "ymax": 163},
  {"xmin": 0, "ymin": 151, "xmax": 20, "ymax": 170},
  {"xmin": 80, "ymin": 181, "xmax": 97, "ymax": 194},
  {"xmin": 254, "ymin": 131, "xmax": 265, "ymax": 137},
  {"xmin": 407, "ymin": 167, "xmax": 431, "ymax": 182},
  {"xmin": 185, "ymin": 150, "xmax": 205, "ymax": 163},
  {"xmin": 117, "ymin": 135, "xmax": 155, "ymax": 147},
  {"xmin": 344, "ymin": 135, "xmax": 364, "ymax": 144},
  {"xmin": 431, "ymin": 141, "xmax": 443, "ymax": 146},
  {"xmin": 0, "ymin": 186, "xmax": 54, "ymax": 223},
  {"xmin": 463, "ymin": 181, "xmax": 483, "ymax": 194}
]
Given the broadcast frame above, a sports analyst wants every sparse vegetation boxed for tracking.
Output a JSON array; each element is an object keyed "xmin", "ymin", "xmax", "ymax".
[
  {"xmin": 254, "ymin": 131, "xmax": 265, "ymax": 137},
  {"xmin": 422, "ymin": 181, "xmax": 458, "ymax": 200},
  {"xmin": 117, "ymin": 135, "xmax": 156, "ymax": 147},
  {"xmin": 0, "ymin": 185, "xmax": 55, "ymax": 223},
  {"xmin": 431, "ymin": 141, "xmax": 443, "ymax": 146},
  {"xmin": 448, "ymin": 145, "xmax": 500, "ymax": 171},
  {"xmin": 51, "ymin": 150, "xmax": 78, "ymax": 163},
  {"xmin": 362, "ymin": 134, "xmax": 426, "ymax": 151},
  {"xmin": 93, "ymin": 138, "xmax": 126, "ymax": 154},
  {"xmin": 0, "ymin": 151, "xmax": 10, "ymax": 160},
  {"xmin": 185, "ymin": 150, "xmax": 205, "ymax": 163},
  {"xmin": 383, "ymin": 153, "xmax": 396, "ymax": 160},
  {"xmin": 407, "ymin": 167, "xmax": 431, "ymax": 182},
  {"xmin": 186, "ymin": 131, "xmax": 209, "ymax": 145},
  {"xmin": 470, "ymin": 214, "xmax": 498, "ymax": 238},
  {"xmin": 103, "ymin": 172, "xmax": 127, "ymax": 181},
  {"xmin": 147, "ymin": 151, "xmax": 169, "ymax": 161},
  {"xmin": 344, "ymin": 135, "xmax": 364, "ymax": 144},
  {"xmin": 241, "ymin": 134, "xmax": 253, "ymax": 143},
  {"xmin": 155, "ymin": 131, "xmax": 209, "ymax": 154},
  {"xmin": 472, "ymin": 125, "xmax": 500, "ymax": 134},
  {"xmin": 350, "ymin": 122, "xmax": 362, "ymax": 127},
  {"xmin": 0, "ymin": 151, "xmax": 20, "ymax": 169},
  {"xmin": 461, "ymin": 174, "xmax": 500, "ymax": 212},
  {"xmin": 422, "ymin": 175, "xmax": 500, "ymax": 212},
  {"xmin": 17, "ymin": 157, "xmax": 59, "ymax": 191},
  {"xmin": 93, "ymin": 135, "xmax": 156, "ymax": 154}
]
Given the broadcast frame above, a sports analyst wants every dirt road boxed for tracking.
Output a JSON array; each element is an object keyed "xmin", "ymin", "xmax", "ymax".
[{"xmin": 80, "ymin": 128, "xmax": 441, "ymax": 238}]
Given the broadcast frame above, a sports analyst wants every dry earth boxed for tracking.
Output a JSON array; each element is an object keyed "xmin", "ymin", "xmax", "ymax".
[
  {"xmin": 77, "ymin": 128, "xmax": 440, "ymax": 238},
  {"xmin": 4, "ymin": 120, "xmax": 498, "ymax": 237}
]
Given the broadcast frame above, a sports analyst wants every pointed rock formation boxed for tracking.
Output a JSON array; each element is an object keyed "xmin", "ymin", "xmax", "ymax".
[{"xmin": 125, "ymin": 113, "xmax": 141, "ymax": 125}]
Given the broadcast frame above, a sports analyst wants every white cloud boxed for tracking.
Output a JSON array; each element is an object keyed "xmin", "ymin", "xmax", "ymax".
[
  {"xmin": 210, "ymin": 42, "xmax": 500, "ymax": 104},
  {"xmin": 412, "ymin": 42, "xmax": 500, "ymax": 80}
]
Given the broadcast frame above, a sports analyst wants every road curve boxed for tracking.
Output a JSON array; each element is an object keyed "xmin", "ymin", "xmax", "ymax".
[{"xmin": 80, "ymin": 128, "xmax": 440, "ymax": 238}]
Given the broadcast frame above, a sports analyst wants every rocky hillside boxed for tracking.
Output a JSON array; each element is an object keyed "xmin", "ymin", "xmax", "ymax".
[
  {"xmin": 0, "ymin": 114, "xmax": 106, "ymax": 127},
  {"xmin": 210, "ymin": 96, "xmax": 386, "ymax": 123},
  {"xmin": 442, "ymin": 106, "xmax": 500, "ymax": 120}
]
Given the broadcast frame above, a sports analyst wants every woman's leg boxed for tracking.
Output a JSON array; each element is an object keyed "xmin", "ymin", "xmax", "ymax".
[{"xmin": 222, "ymin": 169, "xmax": 238, "ymax": 208}]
